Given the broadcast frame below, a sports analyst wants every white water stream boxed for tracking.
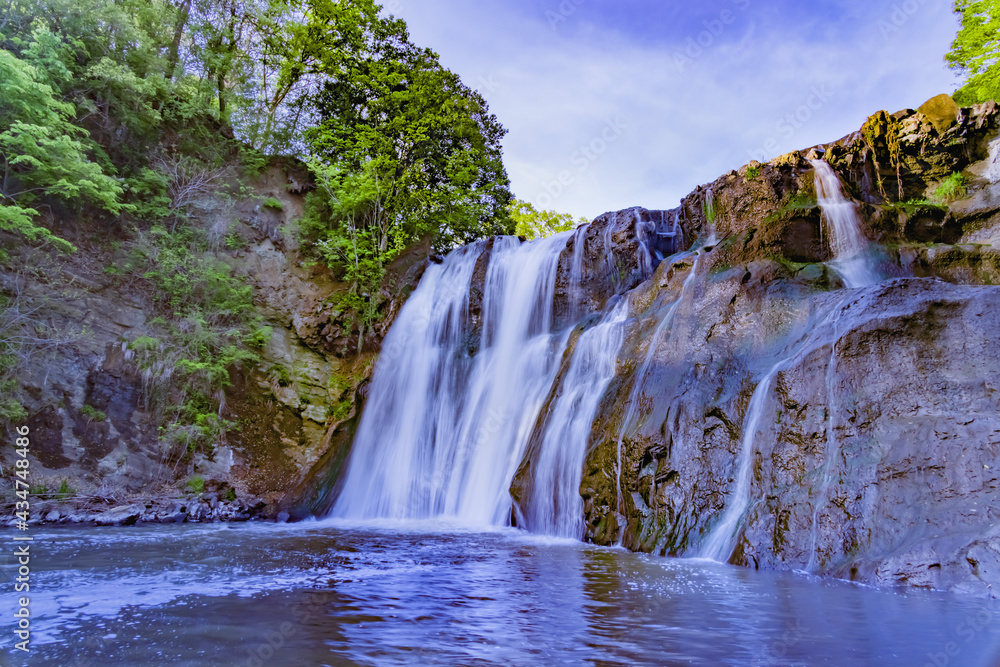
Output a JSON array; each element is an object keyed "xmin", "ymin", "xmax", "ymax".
[
  {"xmin": 810, "ymin": 159, "xmax": 882, "ymax": 288},
  {"xmin": 331, "ymin": 227, "xmax": 657, "ymax": 535}
]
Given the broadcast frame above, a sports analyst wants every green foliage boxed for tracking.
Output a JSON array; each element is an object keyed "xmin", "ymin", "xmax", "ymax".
[
  {"xmin": 0, "ymin": 334, "xmax": 27, "ymax": 424},
  {"xmin": 0, "ymin": 46, "xmax": 122, "ymax": 257},
  {"xmin": 55, "ymin": 478, "xmax": 74, "ymax": 500},
  {"xmin": 703, "ymin": 195, "xmax": 717, "ymax": 225},
  {"xmin": 302, "ymin": 1, "xmax": 513, "ymax": 254},
  {"xmin": 745, "ymin": 164, "xmax": 761, "ymax": 181},
  {"xmin": 509, "ymin": 199, "xmax": 587, "ymax": 240},
  {"xmin": 261, "ymin": 196, "xmax": 284, "ymax": 212},
  {"xmin": 948, "ymin": 0, "xmax": 1000, "ymax": 104},
  {"xmin": 762, "ymin": 191, "xmax": 817, "ymax": 226},
  {"xmin": 931, "ymin": 172, "xmax": 968, "ymax": 203},
  {"xmin": 885, "ymin": 199, "xmax": 947, "ymax": 216},
  {"xmin": 29, "ymin": 483, "xmax": 47, "ymax": 496},
  {"xmin": 186, "ymin": 475, "xmax": 205, "ymax": 495},
  {"xmin": 124, "ymin": 223, "xmax": 270, "ymax": 456},
  {"xmin": 80, "ymin": 404, "xmax": 106, "ymax": 422},
  {"xmin": 224, "ymin": 487, "xmax": 237, "ymax": 501},
  {"xmin": 270, "ymin": 365, "xmax": 291, "ymax": 386},
  {"xmin": 785, "ymin": 192, "xmax": 818, "ymax": 211},
  {"xmin": 0, "ymin": 291, "xmax": 42, "ymax": 424},
  {"xmin": 299, "ymin": 162, "xmax": 399, "ymax": 328},
  {"xmin": 0, "ymin": 0, "xmax": 518, "ymax": 451}
]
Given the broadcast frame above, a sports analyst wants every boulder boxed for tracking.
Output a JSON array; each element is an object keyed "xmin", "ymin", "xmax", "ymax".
[{"xmin": 918, "ymin": 94, "xmax": 961, "ymax": 134}]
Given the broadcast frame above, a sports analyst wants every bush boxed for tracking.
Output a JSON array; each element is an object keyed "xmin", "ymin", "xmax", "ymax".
[
  {"xmin": 55, "ymin": 479, "xmax": 74, "ymax": 501},
  {"xmin": 80, "ymin": 404, "xmax": 106, "ymax": 422},
  {"xmin": 931, "ymin": 172, "xmax": 968, "ymax": 204},
  {"xmin": 261, "ymin": 196, "xmax": 284, "ymax": 212},
  {"xmin": 186, "ymin": 475, "xmax": 205, "ymax": 495},
  {"xmin": 124, "ymin": 222, "xmax": 270, "ymax": 458}
]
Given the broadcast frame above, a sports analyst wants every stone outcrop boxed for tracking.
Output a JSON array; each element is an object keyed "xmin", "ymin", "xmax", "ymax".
[
  {"xmin": 568, "ymin": 97, "xmax": 1000, "ymax": 598},
  {"xmin": 1, "ymin": 161, "xmax": 424, "ymax": 520}
]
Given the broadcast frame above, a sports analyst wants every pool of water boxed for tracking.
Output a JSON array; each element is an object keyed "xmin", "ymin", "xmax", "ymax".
[{"xmin": 3, "ymin": 521, "xmax": 1000, "ymax": 666}]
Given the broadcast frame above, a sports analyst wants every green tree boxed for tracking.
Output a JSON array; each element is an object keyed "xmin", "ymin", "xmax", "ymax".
[
  {"xmin": 510, "ymin": 199, "xmax": 588, "ymax": 240},
  {"xmin": 947, "ymin": 0, "xmax": 1000, "ymax": 104},
  {"xmin": 303, "ymin": 1, "xmax": 512, "ymax": 250},
  {"xmin": 0, "ymin": 46, "xmax": 123, "ymax": 255},
  {"xmin": 296, "ymin": 0, "xmax": 513, "ymax": 329}
]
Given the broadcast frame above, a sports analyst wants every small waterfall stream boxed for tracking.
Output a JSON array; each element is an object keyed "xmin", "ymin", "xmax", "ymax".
[
  {"xmin": 518, "ymin": 298, "xmax": 629, "ymax": 538},
  {"xmin": 611, "ymin": 252, "xmax": 702, "ymax": 542},
  {"xmin": 699, "ymin": 300, "xmax": 851, "ymax": 562},
  {"xmin": 810, "ymin": 159, "xmax": 882, "ymax": 288},
  {"xmin": 699, "ymin": 366, "xmax": 781, "ymax": 561}
]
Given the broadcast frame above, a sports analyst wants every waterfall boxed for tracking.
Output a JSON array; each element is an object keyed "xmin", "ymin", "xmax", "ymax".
[
  {"xmin": 810, "ymin": 159, "xmax": 882, "ymax": 288},
  {"xmin": 329, "ymin": 220, "xmax": 662, "ymax": 533},
  {"xmin": 329, "ymin": 234, "xmax": 575, "ymax": 526},
  {"xmin": 698, "ymin": 366, "xmax": 780, "ymax": 561},
  {"xmin": 610, "ymin": 252, "xmax": 702, "ymax": 542},
  {"xmin": 517, "ymin": 298, "xmax": 629, "ymax": 538},
  {"xmin": 568, "ymin": 223, "xmax": 590, "ymax": 321},
  {"xmin": 699, "ymin": 300, "xmax": 850, "ymax": 562}
]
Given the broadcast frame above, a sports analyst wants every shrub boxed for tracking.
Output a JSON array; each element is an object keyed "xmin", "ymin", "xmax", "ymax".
[
  {"xmin": 931, "ymin": 172, "xmax": 967, "ymax": 204},
  {"xmin": 261, "ymin": 196, "xmax": 284, "ymax": 212},
  {"xmin": 186, "ymin": 475, "xmax": 205, "ymax": 495},
  {"xmin": 124, "ymin": 223, "xmax": 270, "ymax": 458},
  {"xmin": 55, "ymin": 479, "xmax": 74, "ymax": 501},
  {"xmin": 80, "ymin": 404, "xmax": 106, "ymax": 422}
]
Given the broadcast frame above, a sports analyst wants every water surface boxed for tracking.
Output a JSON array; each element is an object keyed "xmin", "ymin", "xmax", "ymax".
[{"xmin": 3, "ymin": 522, "xmax": 1000, "ymax": 666}]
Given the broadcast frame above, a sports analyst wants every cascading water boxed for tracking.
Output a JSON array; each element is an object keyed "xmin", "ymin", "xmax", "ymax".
[
  {"xmin": 568, "ymin": 223, "xmax": 591, "ymax": 321},
  {"xmin": 699, "ymin": 301, "xmax": 850, "ymax": 562},
  {"xmin": 610, "ymin": 253, "xmax": 702, "ymax": 541},
  {"xmin": 330, "ymin": 222, "xmax": 661, "ymax": 534},
  {"xmin": 517, "ymin": 298, "xmax": 629, "ymax": 538},
  {"xmin": 700, "ymin": 163, "xmax": 883, "ymax": 562},
  {"xmin": 810, "ymin": 159, "xmax": 882, "ymax": 288},
  {"xmin": 330, "ymin": 234, "xmax": 575, "ymax": 526},
  {"xmin": 698, "ymin": 367, "xmax": 780, "ymax": 561},
  {"xmin": 806, "ymin": 316, "xmax": 843, "ymax": 572}
]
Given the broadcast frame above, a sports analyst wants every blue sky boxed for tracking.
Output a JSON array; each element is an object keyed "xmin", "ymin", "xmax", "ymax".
[{"xmin": 387, "ymin": 0, "xmax": 961, "ymax": 220}]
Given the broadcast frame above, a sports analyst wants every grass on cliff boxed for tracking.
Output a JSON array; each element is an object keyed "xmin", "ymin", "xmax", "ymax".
[
  {"xmin": 931, "ymin": 172, "xmax": 968, "ymax": 204},
  {"xmin": 119, "ymin": 217, "xmax": 271, "ymax": 458}
]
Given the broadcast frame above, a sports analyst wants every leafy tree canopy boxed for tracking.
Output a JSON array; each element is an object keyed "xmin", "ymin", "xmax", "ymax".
[
  {"xmin": 948, "ymin": 0, "xmax": 1000, "ymax": 104},
  {"xmin": 510, "ymin": 199, "xmax": 588, "ymax": 240}
]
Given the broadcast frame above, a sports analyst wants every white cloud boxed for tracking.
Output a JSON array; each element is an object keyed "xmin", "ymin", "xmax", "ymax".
[{"xmin": 392, "ymin": 0, "xmax": 961, "ymax": 220}]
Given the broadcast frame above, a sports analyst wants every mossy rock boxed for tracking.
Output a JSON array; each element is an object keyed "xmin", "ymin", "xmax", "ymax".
[{"xmin": 918, "ymin": 94, "xmax": 961, "ymax": 135}]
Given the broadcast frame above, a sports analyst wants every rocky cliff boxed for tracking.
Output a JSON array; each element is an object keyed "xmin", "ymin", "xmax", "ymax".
[
  {"xmin": 566, "ymin": 98, "xmax": 1000, "ymax": 598},
  {"xmin": 1, "ymin": 160, "xmax": 424, "ymax": 522}
]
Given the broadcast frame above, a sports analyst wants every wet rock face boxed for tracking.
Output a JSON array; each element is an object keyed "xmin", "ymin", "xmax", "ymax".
[
  {"xmin": 580, "ymin": 257, "xmax": 1000, "ymax": 598},
  {"xmin": 562, "ymin": 98, "xmax": 1000, "ymax": 597},
  {"xmin": 550, "ymin": 207, "xmax": 670, "ymax": 329}
]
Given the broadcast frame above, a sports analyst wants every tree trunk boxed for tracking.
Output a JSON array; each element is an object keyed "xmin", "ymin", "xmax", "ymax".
[{"xmin": 167, "ymin": 0, "xmax": 192, "ymax": 80}]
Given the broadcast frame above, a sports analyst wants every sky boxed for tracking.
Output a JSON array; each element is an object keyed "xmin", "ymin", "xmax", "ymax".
[{"xmin": 386, "ymin": 0, "xmax": 962, "ymax": 221}]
